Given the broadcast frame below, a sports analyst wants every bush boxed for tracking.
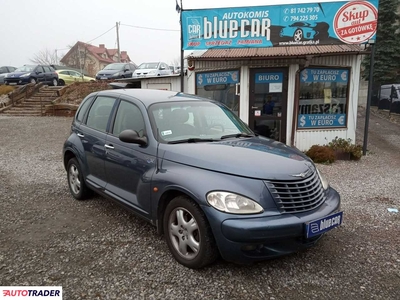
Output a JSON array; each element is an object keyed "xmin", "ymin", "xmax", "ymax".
[
  {"xmin": 0, "ymin": 85, "xmax": 15, "ymax": 96},
  {"xmin": 305, "ymin": 145, "xmax": 336, "ymax": 164},
  {"xmin": 327, "ymin": 137, "xmax": 363, "ymax": 160}
]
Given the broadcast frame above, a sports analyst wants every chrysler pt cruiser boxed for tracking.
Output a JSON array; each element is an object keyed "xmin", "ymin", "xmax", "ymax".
[{"xmin": 63, "ymin": 89, "xmax": 342, "ymax": 269}]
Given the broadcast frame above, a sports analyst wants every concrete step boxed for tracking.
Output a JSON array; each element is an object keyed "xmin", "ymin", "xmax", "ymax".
[
  {"xmin": 3, "ymin": 111, "xmax": 42, "ymax": 116},
  {"xmin": 8, "ymin": 107, "xmax": 43, "ymax": 111}
]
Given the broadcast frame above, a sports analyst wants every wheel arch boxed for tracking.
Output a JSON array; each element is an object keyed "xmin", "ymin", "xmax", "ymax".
[
  {"xmin": 63, "ymin": 149, "xmax": 76, "ymax": 171},
  {"xmin": 156, "ymin": 187, "xmax": 206, "ymax": 235}
]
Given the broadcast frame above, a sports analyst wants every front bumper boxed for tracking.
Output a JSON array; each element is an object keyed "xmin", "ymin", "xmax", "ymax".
[
  {"xmin": 202, "ymin": 187, "xmax": 341, "ymax": 264},
  {"xmin": 4, "ymin": 77, "xmax": 30, "ymax": 85}
]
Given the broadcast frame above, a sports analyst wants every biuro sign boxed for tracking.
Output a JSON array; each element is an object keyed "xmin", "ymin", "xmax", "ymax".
[{"xmin": 181, "ymin": 0, "xmax": 379, "ymax": 50}]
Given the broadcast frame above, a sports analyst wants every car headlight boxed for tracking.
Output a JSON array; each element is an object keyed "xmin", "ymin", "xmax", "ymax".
[
  {"xmin": 316, "ymin": 168, "xmax": 329, "ymax": 190},
  {"xmin": 20, "ymin": 73, "xmax": 31, "ymax": 77},
  {"xmin": 112, "ymin": 72, "xmax": 121, "ymax": 77},
  {"xmin": 206, "ymin": 192, "xmax": 264, "ymax": 214},
  {"xmin": 148, "ymin": 70, "xmax": 157, "ymax": 75}
]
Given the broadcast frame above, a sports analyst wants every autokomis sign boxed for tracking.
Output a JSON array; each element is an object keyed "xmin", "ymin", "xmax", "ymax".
[{"xmin": 182, "ymin": 0, "xmax": 379, "ymax": 50}]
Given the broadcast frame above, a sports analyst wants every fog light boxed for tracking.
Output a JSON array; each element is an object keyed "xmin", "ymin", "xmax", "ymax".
[{"xmin": 241, "ymin": 245, "xmax": 257, "ymax": 251}]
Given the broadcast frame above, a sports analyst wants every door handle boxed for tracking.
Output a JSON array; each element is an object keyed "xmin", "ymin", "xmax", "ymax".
[
  {"xmin": 77, "ymin": 133, "xmax": 84, "ymax": 138},
  {"xmin": 105, "ymin": 144, "xmax": 114, "ymax": 149},
  {"xmin": 251, "ymin": 106, "xmax": 259, "ymax": 109}
]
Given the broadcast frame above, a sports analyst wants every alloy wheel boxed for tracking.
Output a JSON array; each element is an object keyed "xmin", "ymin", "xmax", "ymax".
[{"xmin": 168, "ymin": 207, "xmax": 200, "ymax": 260}]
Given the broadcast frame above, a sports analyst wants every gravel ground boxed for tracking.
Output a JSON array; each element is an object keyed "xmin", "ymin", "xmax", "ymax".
[{"xmin": 0, "ymin": 111, "xmax": 399, "ymax": 300}]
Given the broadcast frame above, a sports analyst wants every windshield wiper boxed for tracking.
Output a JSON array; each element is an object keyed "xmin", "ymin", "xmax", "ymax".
[
  {"xmin": 220, "ymin": 133, "xmax": 255, "ymax": 140},
  {"xmin": 168, "ymin": 138, "xmax": 216, "ymax": 144}
]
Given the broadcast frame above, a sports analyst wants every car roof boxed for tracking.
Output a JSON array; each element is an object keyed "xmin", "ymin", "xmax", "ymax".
[{"xmin": 96, "ymin": 89, "xmax": 209, "ymax": 107}]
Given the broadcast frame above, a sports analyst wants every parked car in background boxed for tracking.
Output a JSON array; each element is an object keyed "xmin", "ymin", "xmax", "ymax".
[
  {"xmin": 377, "ymin": 84, "xmax": 400, "ymax": 113},
  {"xmin": 132, "ymin": 62, "xmax": 173, "ymax": 77},
  {"xmin": 0, "ymin": 66, "xmax": 17, "ymax": 84},
  {"xmin": 95, "ymin": 63, "xmax": 137, "ymax": 80},
  {"xmin": 57, "ymin": 70, "xmax": 95, "ymax": 86},
  {"xmin": 63, "ymin": 89, "xmax": 342, "ymax": 269},
  {"xmin": 4, "ymin": 65, "xmax": 58, "ymax": 86}
]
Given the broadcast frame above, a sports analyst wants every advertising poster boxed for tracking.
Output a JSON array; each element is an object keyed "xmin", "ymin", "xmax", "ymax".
[{"xmin": 182, "ymin": 0, "xmax": 379, "ymax": 50}]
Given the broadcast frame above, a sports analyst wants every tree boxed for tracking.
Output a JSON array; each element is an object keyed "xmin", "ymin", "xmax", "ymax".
[
  {"xmin": 362, "ymin": 0, "xmax": 400, "ymax": 84},
  {"xmin": 30, "ymin": 48, "xmax": 62, "ymax": 65}
]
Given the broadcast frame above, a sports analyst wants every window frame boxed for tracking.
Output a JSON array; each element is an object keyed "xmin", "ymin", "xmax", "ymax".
[
  {"xmin": 296, "ymin": 66, "xmax": 351, "ymax": 130},
  {"xmin": 84, "ymin": 95, "xmax": 119, "ymax": 133},
  {"xmin": 75, "ymin": 95, "xmax": 95, "ymax": 123},
  {"xmin": 110, "ymin": 99, "xmax": 146, "ymax": 137}
]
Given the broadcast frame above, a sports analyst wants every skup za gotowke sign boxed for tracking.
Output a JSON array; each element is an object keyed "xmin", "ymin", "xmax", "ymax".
[{"xmin": 182, "ymin": 0, "xmax": 379, "ymax": 50}]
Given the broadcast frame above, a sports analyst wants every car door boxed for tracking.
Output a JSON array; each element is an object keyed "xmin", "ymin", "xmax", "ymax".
[
  {"xmin": 104, "ymin": 98, "xmax": 155, "ymax": 217},
  {"xmin": 42, "ymin": 66, "xmax": 52, "ymax": 84},
  {"xmin": 70, "ymin": 70, "xmax": 82, "ymax": 83},
  {"xmin": 35, "ymin": 66, "xmax": 45, "ymax": 82},
  {"xmin": 78, "ymin": 95, "xmax": 117, "ymax": 189}
]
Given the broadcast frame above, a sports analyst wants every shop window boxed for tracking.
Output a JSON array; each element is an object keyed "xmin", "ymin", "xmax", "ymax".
[
  {"xmin": 196, "ymin": 70, "xmax": 240, "ymax": 116},
  {"xmin": 298, "ymin": 68, "xmax": 349, "ymax": 129}
]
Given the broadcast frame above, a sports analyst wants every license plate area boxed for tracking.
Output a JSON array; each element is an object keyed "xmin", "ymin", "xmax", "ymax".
[{"xmin": 305, "ymin": 211, "xmax": 343, "ymax": 238}]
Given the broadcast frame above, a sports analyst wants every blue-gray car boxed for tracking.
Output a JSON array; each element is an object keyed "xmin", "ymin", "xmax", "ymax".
[{"xmin": 63, "ymin": 89, "xmax": 342, "ymax": 268}]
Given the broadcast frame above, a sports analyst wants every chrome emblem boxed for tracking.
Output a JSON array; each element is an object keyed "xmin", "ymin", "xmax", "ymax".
[{"xmin": 291, "ymin": 168, "xmax": 312, "ymax": 178}]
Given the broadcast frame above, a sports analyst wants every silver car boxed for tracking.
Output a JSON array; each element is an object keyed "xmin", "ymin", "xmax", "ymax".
[{"xmin": 132, "ymin": 62, "xmax": 173, "ymax": 78}]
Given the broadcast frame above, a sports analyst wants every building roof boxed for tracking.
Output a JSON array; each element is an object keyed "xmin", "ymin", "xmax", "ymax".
[
  {"xmin": 188, "ymin": 45, "xmax": 365, "ymax": 60},
  {"xmin": 60, "ymin": 42, "xmax": 132, "ymax": 65}
]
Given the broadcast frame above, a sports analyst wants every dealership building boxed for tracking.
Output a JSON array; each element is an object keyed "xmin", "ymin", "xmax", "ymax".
[{"xmin": 183, "ymin": 45, "xmax": 366, "ymax": 151}]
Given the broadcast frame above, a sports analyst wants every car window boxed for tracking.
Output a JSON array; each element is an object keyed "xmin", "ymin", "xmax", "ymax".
[
  {"xmin": 380, "ymin": 86, "xmax": 391, "ymax": 100},
  {"xmin": 0, "ymin": 67, "xmax": 6, "ymax": 73},
  {"xmin": 36, "ymin": 66, "xmax": 44, "ymax": 73},
  {"xmin": 59, "ymin": 71, "xmax": 70, "ymax": 75},
  {"xmin": 129, "ymin": 64, "xmax": 136, "ymax": 71},
  {"xmin": 86, "ymin": 96, "xmax": 116, "ymax": 132},
  {"xmin": 112, "ymin": 100, "xmax": 145, "ymax": 137},
  {"xmin": 76, "ymin": 96, "xmax": 94, "ymax": 123},
  {"xmin": 43, "ymin": 66, "xmax": 51, "ymax": 73},
  {"xmin": 71, "ymin": 71, "xmax": 80, "ymax": 77}
]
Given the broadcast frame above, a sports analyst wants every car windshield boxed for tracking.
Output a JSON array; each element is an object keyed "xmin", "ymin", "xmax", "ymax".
[
  {"xmin": 15, "ymin": 65, "xmax": 35, "ymax": 72},
  {"xmin": 104, "ymin": 63, "xmax": 125, "ymax": 70},
  {"xmin": 138, "ymin": 63, "xmax": 159, "ymax": 69},
  {"xmin": 149, "ymin": 101, "xmax": 254, "ymax": 143}
]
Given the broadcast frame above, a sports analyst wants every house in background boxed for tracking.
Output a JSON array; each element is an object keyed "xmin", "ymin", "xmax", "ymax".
[{"xmin": 60, "ymin": 42, "xmax": 134, "ymax": 77}]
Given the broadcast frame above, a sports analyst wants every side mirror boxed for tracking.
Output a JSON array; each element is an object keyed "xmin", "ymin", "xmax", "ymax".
[
  {"xmin": 36, "ymin": 71, "xmax": 42, "ymax": 74},
  {"xmin": 159, "ymin": 66, "xmax": 165, "ymax": 70},
  {"xmin": 119, "ymin": 129, "xmax": 147, "ymax": 146},
  {"xmin": 124, "ymin": 69, "xmax": 129, "ymax": 72}
]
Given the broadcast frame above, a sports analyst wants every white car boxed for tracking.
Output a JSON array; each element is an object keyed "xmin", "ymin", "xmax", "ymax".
[{"xmin": 132, "ymin": 62, "xmax": 173, "ymax": 78}]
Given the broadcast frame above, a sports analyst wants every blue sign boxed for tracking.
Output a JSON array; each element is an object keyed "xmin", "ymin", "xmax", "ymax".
[
  {"xmin": 182, "ymin": 0, "xmax": 379, "ymax": 50},
  {"xmin": 298, "ymin": 113, "xmax": 346, "ymax": 128},
  {"xmin": 300, "ymin": 68, "xmax": 349, "ymax": 83},
  {"xmin": 306, "ymin": 211, "xmax": 343, "ymax": 238},
  {"xmin": 196, "ymin": 70, "xmax": 239, "ymax": 87},
  {"xmin": 255, "ymin": 72, "xmax": 283, "ymax": 83}
]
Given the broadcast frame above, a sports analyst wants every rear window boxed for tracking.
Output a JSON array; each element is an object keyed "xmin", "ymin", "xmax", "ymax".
[{"xmin": 76, "ymin": 96, "xmax": 93, "ymax": 123}]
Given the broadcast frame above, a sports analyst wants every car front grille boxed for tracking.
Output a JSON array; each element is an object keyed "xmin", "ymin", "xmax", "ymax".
[{"xmin": 265, "ymin": 170, "xmax": 326, "ymax": 213}]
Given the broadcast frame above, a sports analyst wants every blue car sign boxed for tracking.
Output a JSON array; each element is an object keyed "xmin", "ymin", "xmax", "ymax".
[{"xmin": 306, "ymin": 211, "xmax": 343, "ymax": 238}]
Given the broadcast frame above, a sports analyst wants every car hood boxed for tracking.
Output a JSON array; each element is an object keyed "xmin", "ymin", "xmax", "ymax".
[
  {"xmin": 97, "ymin": 70, "xmax": 121, "ymax": 76},
  {"xmin": 159, "ymin": 137, "xmax": 315, "ymax": 180}
]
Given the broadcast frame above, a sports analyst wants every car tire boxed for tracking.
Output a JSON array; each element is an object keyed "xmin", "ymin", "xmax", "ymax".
[
  {"xmin": 163, "ymin": 196, "xmax": 218, "ymax": 269},
  {"xmin": 293, "ymin": 29, "xmax": 303, "ymax": 42},
  {"xmin": 30, "ymin": 78, "xmax": 37, "ymax": 84},
  {"xmin": 59, "ymin": 79, "xmax": 65, "ymax": 86},
  {"xmin": 67, "ymin": 158, "xmax": 91, "ymax": 200}
]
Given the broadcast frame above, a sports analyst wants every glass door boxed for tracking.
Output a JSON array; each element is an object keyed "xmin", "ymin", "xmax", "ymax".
[{"xmin": 249, "ymin": 68, "xmax": 288, "ymax": 143}]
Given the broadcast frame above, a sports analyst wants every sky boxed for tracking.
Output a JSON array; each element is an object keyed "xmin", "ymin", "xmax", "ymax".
[{"xmin": 1, "ymin": 0, "xmax": 335, "ymax": 68}]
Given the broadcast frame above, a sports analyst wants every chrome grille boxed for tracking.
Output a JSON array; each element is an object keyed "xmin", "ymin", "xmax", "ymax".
[{"xmin": 265, "ymin": 171, "xmax": 326, "ymax": 213}]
